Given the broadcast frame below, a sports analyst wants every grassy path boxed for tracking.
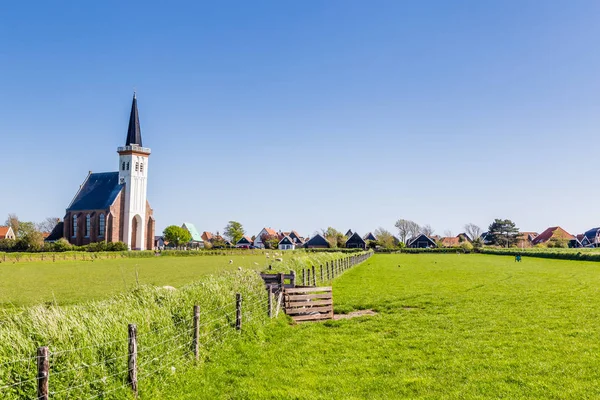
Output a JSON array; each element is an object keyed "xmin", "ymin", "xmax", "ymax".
[{"xmin": 148, "ymin": 254, "xmax": 600, "ymax": 399}]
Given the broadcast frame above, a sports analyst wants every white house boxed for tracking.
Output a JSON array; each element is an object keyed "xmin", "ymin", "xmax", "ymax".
[
  {"xmin": 278, "ymin": 235, "xmax": 295, "ymax": 250},
  {"xmin": 253, "ymin": 227, "xmax": 278, "ymax": 248}
]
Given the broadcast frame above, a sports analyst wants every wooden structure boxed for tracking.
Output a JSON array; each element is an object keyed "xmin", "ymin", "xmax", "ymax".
[
  {"xmin": 283, "ymin": 286, "xmax": 333, "ymax": 322},
  {"xmin": 260, "ymin": 271, "xmax": 296, "ymax": 294}
]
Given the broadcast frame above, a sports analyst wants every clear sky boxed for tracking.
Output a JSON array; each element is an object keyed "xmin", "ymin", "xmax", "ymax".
[{"xmin": 1, "ymin": 1, "xmax": 599, "ymax": 238}]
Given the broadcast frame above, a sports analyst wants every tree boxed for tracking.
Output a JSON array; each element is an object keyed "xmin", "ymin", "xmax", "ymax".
[
  {"xmin": 421, "ymin": 224, "xmax": 435, "ymax": 236},
  {"xmin": 488, "ymin": 219, "xmax": 519, "ymax": 247},
  {"xmin": 224, "ymin": 221, "xmax": 245, "ymax": 244},
  {"xmin": 374, "ymin": 227, "xmax": 396, "ymax": 249},
  {"xmin": 163, "ymin": 225, "xmax": 192, "ymax": 248},
  {"xmin": 464, "ymin": 223, "xmax": 482, "ymax": 242},
  {"xmin": 394, "ymin": 219, "xmax": 420, "ymax": 244},
  {"xmin": 37, "ymin": 217, "xmax": 60, "ymax": 233},
  {"xmin": 5, "ymin": 213, "xmax": 19, "ymax": 237},
  {"xmin": 321, "ymin": 227, "xmax": 345, "ymax": 248},
  {"xmin": 260, "ymin": 233, "xmax": 280, "ymax": 249},
  {"xmin": 443, "ymin": 230, "xmax": 453, "ymax": 238}
]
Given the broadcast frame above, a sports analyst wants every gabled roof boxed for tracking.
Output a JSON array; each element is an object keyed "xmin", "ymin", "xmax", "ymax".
[
  {"xmin": 363, "ymin": 232, "xmax": 377, "ymax": 241},
  {"xmin": 67, "ymin": 172, "xmax": 123, "ymax": 211},
  {"xmin": 288, "ymin": 231, "xmax": 304, "ymax": 243},
  {"xmin": 260, "ymin": 227, "xmax": 277, "ymax": 236},
  {"xmin": 584, "ymin": 228, "xmax": 600, "ymax": 240},
  {"xmin": 44, "ymin": 222, "xmax": 64, "ymax": 242},
  {"xmin": 440, "ymin": 237, "xmax": 460, "ymax": 247},
  {"xmin": 407, "ymin": 233, "xmax": 436, "ymax": 247},
  {"xmin": 126, "ymin": 93, "xmax": 143, "ymax": 146},
  {"xmin": 345, "ymin": 229, "xmax": 353, "ymax": 237},
  {"xmin": 279, "ymin": 236, "xmax": 294, "ymax": 245},
  {"xmin": 0, "ymin": 226, "xmax": 15, "ymax": 239},
  {"xmin": 237, "ymin": 236, "xmax": 252, "ymax": 244},
  {"xmin": 182, "ymin": 223, "xmax": 202, "ymax": 242},
  {"xmin": 346, "ymin": 232, "xmax": 366, "ymax": 246},
  {"xmin": 532, "ymin": 226, "xmax": 574, "ymax": 245},
  {"xmin": 304, "ymin": 234, "xmax": 330, "ymax": 247},
  {"xmin": 201, "ymin": 231, "xmax": 213, "ymax": 241}
]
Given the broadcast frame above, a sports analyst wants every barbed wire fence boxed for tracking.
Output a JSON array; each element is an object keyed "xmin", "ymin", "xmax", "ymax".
[
  {"xmin": 0, "ymin": 252, "xmax": 372, "ymax": 399},
  {"xmin": 0, "ymin": 291, "xmax": 269, "ymax": 400}
]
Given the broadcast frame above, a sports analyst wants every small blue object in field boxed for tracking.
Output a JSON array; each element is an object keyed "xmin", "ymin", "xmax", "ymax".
[{"xmin": 515, "ymin": 255, "xmax": 522, "ymax": 262}]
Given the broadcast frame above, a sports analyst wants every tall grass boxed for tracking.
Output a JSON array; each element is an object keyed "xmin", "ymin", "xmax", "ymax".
[{"xmin": 0, "ymin": 269, "xmax": 267, "ymax": 399}]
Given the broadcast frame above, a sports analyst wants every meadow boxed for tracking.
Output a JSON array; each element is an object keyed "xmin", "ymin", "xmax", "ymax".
[{"xmin": 150, "ymin": 253, "xmax": 600, "ymax": 399}]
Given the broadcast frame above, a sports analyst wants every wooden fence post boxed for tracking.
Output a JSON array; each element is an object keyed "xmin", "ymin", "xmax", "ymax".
[
  {"xmin": 268, "ymin": 287, "xmax": 273, "ymax": 318},
  {"xmin": 320, "ymin": 265, "xmax": 324, "ymax": 282},
  {"xmin": 302, "ymin": 269, "xmax": 306, "ymax": 286},
  {"xmin": 277, "ymin": 273, "xmax": 284, "ymax": 291},
  {"xmin": 193, "ymin": 305, "xmax": 200, "ymax": 361},
  {"xmin": 312, "ymin": 265, "xmax": 316, "ymax": 286},
  {"xmin": 36, "ymin": 346, "xmax": 49, "ymax": 400},
  {"xmin": 128, "ymin": 324, "xmax": 138, "ymax": 396},
  {"xmin": 290, "ymin": 270, "xmax": 296, "ymax": 287},
  {"xmin": 327, "ymin": 262, "xmax": 330, "ymax": 281},
  {"xmin": 235, "ymin": 293, "xmax": 242, "ymax": 331}
]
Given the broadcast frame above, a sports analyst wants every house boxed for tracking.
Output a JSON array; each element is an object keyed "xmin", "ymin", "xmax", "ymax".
[
  {"xmin": 278, "ymin": 236, "xmax": 295, "ymax": 250},
  {"xmin": 345, "ymin": 229, "xmax": 353, "ymax": 237},
  {"xmin": 363, "ymin": 232, "xmax": 377, "ymax": 242},
  {"xmin": 154, "ymin": 236, "xmax": 166, "ymax": 250},
  {"xmin": 201, "ymin": 231, "xmax": 213, "ymax": 243},
  {"xmin": 531, "ymin": 227, "xmax": 574, "ymax": 246},
  {"xmin": 516, "ymin": 232, "xmax": 538, "ymax": 248},
  {"xmin": 0, "ymin": 226, "xmax": 16, "ymax": 240},
  {"xmin": 456, "ymin": 233, "xmax": 472, "ymax": 243},
  {"xmin": 345, "ymin": 232, "xmax": 366, "ymax": 249},
  {"xmin": 236, "ymin": 236, "xmax": 253, "ymax": 248},
  {"xmin": 62, "ymin": 94, "xmax": 155, "ymax": 250},
  {"xmin": 303, "ymin": 234, "xmax": 331, "ymax": 249},
  {"xmin": 581, "ymin": 228, "xmax": 600, "ymax": 247},
  {"xmin": 288, "ymin": 230, "xmax": 305, "ymax": 245},
  {"xmin": 407, "ymin": 234, "xmax": 437, "ymax": 248},
  {"xmin": 253, "ymin": 227, "xmax": 278, "ymax": 248},
  {"xmin": 480, "ymin": 232, "xmax": 494, "ymax": 245},
  {"xmin": 182, "ymin": 222, "xmax": 203, "ymax": 248}
]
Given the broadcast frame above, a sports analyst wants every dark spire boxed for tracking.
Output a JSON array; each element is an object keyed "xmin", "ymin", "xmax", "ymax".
[{"xmin": 125, "ymin": 92, "xmax": 142, "ymax": 146}]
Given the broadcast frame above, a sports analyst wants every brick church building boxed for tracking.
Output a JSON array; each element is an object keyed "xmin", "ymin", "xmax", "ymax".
[{"xmin": 56, "ymin": 94, "xmax": 155, "ymax": 250}]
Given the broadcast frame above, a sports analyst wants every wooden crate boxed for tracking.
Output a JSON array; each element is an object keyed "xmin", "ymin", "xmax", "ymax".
[{"xmin": 284, "ymin": 287, "xmax": 333, "ymax": 322}]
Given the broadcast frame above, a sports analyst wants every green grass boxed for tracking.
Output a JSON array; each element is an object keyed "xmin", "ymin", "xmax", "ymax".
[
  {"xmin": 150, "ymin": 254, "xmax": 600, "ymax": 399},
  {"xmin": 0, "ymin": 254, "xmax": 272, "ymax": 307}
]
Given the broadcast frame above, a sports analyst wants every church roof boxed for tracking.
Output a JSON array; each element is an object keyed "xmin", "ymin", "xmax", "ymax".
[
  {"xmin": 67, "ymin": 172, "xmax": 123, "ymax": 211},
  {"xmin": 126, "ymin": 94, "xmax": 142, "ymax": 146}
]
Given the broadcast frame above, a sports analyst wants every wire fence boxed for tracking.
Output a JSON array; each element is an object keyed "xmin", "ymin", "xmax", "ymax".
[{"xmin": 0, "ymin": 253, "xmax": 371, "ymax": 399}]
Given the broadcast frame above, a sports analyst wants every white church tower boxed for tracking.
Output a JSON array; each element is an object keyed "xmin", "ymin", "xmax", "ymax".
[{"xmin": 118, "ymin": 93, "xmax": 151, "ymax": 250}]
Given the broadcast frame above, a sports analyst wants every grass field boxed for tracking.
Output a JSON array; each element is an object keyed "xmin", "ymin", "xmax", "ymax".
[
  {"xmin": 148, "ymin": 253, "xmax": 600, "ymax": 399},
  {"xmin": 0, "ymin": 254, "xmax": 270, "ymax": 307}
]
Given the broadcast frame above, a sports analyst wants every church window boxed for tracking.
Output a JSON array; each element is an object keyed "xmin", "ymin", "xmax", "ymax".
[
  {"xmin": 98, "ymin": 214, "xmax": 105, "ymax": 237},
  {"xmin": 127, "ymin": 162, "xmax": 130, "ymax": 170},
  {"xmin": 72, "ymin": 215, "xmax": 77, "ymax": 237},
  {"xmin": 85, "ymin": 214, "xmax": 91, "ymax": 238},
  {"xmin": 140, "ymin": 163, "xmax": 144, "ymax": 173},
  {"xmin": 122, "ymin": 162, "xmax": 125, "ymax": 171},
  {"xmin": 135, "ymin": 162, "xmax": 139, "ymax": 172}
]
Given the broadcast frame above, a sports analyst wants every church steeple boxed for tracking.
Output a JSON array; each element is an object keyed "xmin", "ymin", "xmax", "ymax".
[{"xmin": 126, "ymin": 92, "xmax": 142, "ymax": 146}]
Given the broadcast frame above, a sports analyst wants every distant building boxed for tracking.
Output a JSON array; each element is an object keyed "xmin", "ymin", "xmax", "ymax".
[
  {"xmin": 278, "ymin": 236, "xmax": 296, "ymax": 250},
  {"xmin": 363, "ymin": 232, "xmax": 377, "ymax": 242},
  {"xmin": 345, "ymin": 229, "xmax": 353, "ymax": 237},
  {"xmin": 0, "ymin": 226, "xmax": 16, "ymax": 240},
  {"xmin": 201, "ymin": 231, "xmax": 213, "ymax": 243},
  {"xmin": 407, "ymin": 234, "xmax": 437, "ymax": 248},
  {"xmin": 345, "ymin": 232, "xmax": 366, "ymax": 249},
  {"xmin": 531, "ymin": 227, "xmax": 574, "ymax": 246},
  {"xmin": 236, "ymin": 236, "xmax": 253, "ymax": 248},
  {"xmin": 182, "ymin": 222, "xmax": 203, "ymax": 248},
  {"xmin": 304, "ymin": 234, "xmax": 331, "ymax": 249},
  {"xmin": 62, "ymin": 94, "xmax": 155, "ymax": 250},
  {"xmin": 253, "ymin": 227, "xmax": 278, "ymax": 248}
]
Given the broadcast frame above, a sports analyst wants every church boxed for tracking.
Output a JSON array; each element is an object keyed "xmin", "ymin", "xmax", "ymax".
[{"xmin": 59, "ymin": 94, "xmax": 155, "ymax": 250}]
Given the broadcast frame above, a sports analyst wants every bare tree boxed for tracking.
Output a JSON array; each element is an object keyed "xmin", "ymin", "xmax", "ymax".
[
  {"xmin": 443, "ymin": 230, "xmax": 453, "ymax": 238},
  {"xmin": 5, "ymin": 213, "xmax": 19, "ymax": 236},
  {"xmin": 374, "ymin": 227, "xmax": 395, "ymax": 248},
  {"xmin": 421, "ymin": 224, "xmax": 435, "ymax": 236},
  {"xmin": 464, "ymin": 223, "xmax": 482, "ymax": 242},
  {"xmin": 395, "ymin": 219, "xmax": 420, "ymax": 243},
  {"xmin": 37, "ymin": 217, "xmax": 60, "ymax": 233}
]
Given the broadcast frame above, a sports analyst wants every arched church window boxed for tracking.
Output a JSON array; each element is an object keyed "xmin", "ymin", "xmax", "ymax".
[
  {"xmin": 85, "ymin": 214, "xmax": 91, "ymax": 238},
  {"xmin": 72, "ymin": 215, "xmax": 77, "ymax": 237},
  {"xmin": 122, "ymin": 162, "xmax": 125, "ymax": 171},
  {"xmin": 135, "ymin": 162, "xmax": 139, "ymax": 172},
  {"xmin": 127, "ymin": 162, "xmax": 130, "ymax": 170},
  {"xmin": 140, "ymin": 163, "xmax": 144, "ymax": 173},
  {"xmin": 98, "ymin": 214, "xmax": 105, "ymax": 237}
]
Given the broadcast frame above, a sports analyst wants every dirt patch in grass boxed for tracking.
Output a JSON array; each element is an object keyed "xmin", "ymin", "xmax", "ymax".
[{"xmin": 334, "ymin": 309, "xmax": 377, "ymax": 320}]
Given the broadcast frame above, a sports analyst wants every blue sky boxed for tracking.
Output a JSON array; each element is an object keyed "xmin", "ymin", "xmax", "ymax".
[{"xmin": 1, "ymin": 1, "xmax": 599, "ymax": 238}]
